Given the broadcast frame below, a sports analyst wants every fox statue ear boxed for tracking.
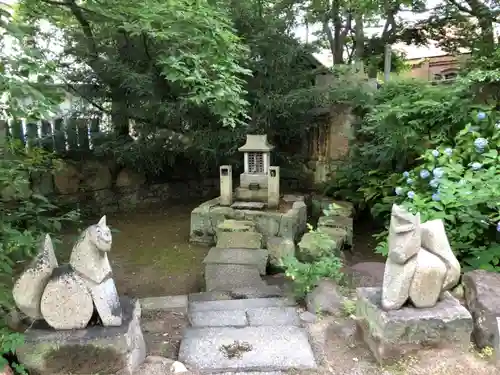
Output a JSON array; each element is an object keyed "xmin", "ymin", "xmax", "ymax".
[
  {"xmin": 44, "ymin": 234, "xmax": 54, "ymax": 251},
  {"xmin": 98, "ymin": 215, "xmax": 107, "ymax": 227}
]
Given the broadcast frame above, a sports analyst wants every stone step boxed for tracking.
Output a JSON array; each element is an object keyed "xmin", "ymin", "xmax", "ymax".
[
  {"xmin": 204, "ymin": 264, "xmax": 267, "ymax": 292},
  {"xmin": 203, "ymin": 247, "xmax": 269, "ymax": 275},
  {"xmin": 247, "ymin": 307, "xmax": 300, "ymax": 326},
  {"xmin": 188, "ymin": 306, "xmax": 300, "ymax": 328},
  {"xmin": 189, "ymin": 285, "xmax": 283, "ymax": 303},
  {"xmin": 229, "ymin": 285, "xmax": 283, "ymax": 299},
  {"xmin": 178, "ymin": 325, "xmax": 317, "ymax": 373},
  {"xmin": 217, "ymin": 220, "xmax": 257, "ymax": 233},
  {"xmin": 216, "ymin": 231, "xmax": 263, "ymax": 249},
  {"xmin": 189, "ymin": 297, "xmax": 295, "ymax": 313},
  {"xmin": 189, "ymin": 291, "xmax": 233, "ymax": 302}
]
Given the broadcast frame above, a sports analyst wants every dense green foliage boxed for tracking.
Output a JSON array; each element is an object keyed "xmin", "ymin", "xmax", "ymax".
[
  {"xmin": 0, "ymin": 0, "xmax": 499, "ymax": 368},
  {"xmin": 382, "ymin": 109, "xmax": 500, "ymax": 270},
  {"xmin": 0, "ymin": 4, "xmax": 79, "ymax": 371},
  {"xmin": 328, "ymin": 47, "xmax": 500, "ymax": 270}
]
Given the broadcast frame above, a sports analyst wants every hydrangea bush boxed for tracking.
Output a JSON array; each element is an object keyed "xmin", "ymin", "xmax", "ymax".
[{"xmin": 376, "ymin": 110, "xmax": 500, "ymax": 271}]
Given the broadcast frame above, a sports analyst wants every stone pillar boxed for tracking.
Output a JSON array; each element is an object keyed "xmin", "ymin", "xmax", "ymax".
[
  {"xmin": 219, "ymin": 165, "xmax": 233, "ymax": 206},
  {"xmin": 243, "ymin": 153, "xmax": 249, "ymax": 173},
  {"xmin": 267, "ymin": 166, "xmax": 280, "ymax": 208}
]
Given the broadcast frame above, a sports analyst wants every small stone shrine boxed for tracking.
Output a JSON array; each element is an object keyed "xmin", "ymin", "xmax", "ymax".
[
  {"xmin": 190, "ymin": 134, "xmax": 307, "ymax": 246},
  {"xmin": 356, "ymin": 204, "xmax": 473, "ymax": 364},
  {"xmin": 12, "ymin": 216, "xmax": 146, "ymax": 375},
  {"xmin": 220, "ymin": 134, "xmax": 280, "ymax": 209}
]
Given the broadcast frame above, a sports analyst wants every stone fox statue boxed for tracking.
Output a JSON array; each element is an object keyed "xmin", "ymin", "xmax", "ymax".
[
  {"xmin": 381, "ymin": 204, "xmax": 461, "ymax": 310},
  {"xmin": 13, "ymin": 216, "xmax": 123, "ymax": 330}
]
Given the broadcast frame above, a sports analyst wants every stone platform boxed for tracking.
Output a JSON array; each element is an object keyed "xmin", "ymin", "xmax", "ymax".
[
  {"xmin": 17, "ymin": 297, "xmax": 146, "ymax": 375},
  {"xmin": 179, "ymin": 298, "xmax": 317, "ymax": 373},
  {"xmin": 356, "ymin": 287, "xmax": 473, "ymax": 365},
  {"xmin": 180, "ymin": 223, "xmax": 318, "ymax": 374},
  {"xmin": 189, "ymin": 196, "xmax": 307, "ymax": 245}
]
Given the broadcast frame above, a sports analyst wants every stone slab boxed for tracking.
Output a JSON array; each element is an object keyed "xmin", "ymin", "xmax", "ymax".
[
  {"xmin": 234, "ymin": 188, "xmax": 269, "ymax": 203},
  {"xmin": 189, "ymin": 310, "xmax": 248, "ymax": 328},
  {"xmin": 282, "ymin": 194, "xmax": 304, "ymax": 203},
  {"xmin": 217, "ymin": 220, "xmax": 256, "ymax": 233},
  {"xmin": 356, "ymin": 287, "xmax": 473, "ymax": 365},
  {"xmin": 231, "ymin": 201, "xmax": 266, "ymax": 210},
  {"xmin": 216, "ymin": 231, "xmax": 263, "ymax": 249},
  {"xmin": 17, "ymin": 297, "xmax": 146, "ymax": 375},
  {"xmin": 189, "ymin": 297, "xmax": 296, "ymax": 313},
  {"xmin": 247, "ymin": 307, "xmax": 300, "ymax": 326},
  {"xmin": 189, "ymin": 291, "xmax": 233, "ymax": 302},
  {"xmin": 140, "ymin": 295, "xmax": 188, "ymax": 313},
  {"xmin": 204, "ymin": 264, "xmax": 267, "ymax": 292},
  {"xmin": 229, "ymin": 285, "xmax": 283, "ymax": 299},
  {"xmin": 463, "ymin": 270, "xmax": 500, "ymax": 350},
  {"xmin": 190, "ymin": 198, "xmax": 305, "ymax": 246},
  {"xmin": 178, "ymin": 325, "xmax": 317, "ymax": 372},
  {"xmin": 204, "ymin": 248, "xmax": 269, "ymax": 275}
]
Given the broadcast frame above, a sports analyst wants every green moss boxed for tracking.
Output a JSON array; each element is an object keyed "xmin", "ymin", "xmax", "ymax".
[{"xmin": 55, "ymin": 206, "xmax": 209, "ymax": 296}]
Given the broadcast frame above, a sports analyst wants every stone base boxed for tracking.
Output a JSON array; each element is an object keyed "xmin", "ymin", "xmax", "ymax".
[
  {"xmin": 17, "ymin": 298, "xmax": 146, "ymax": 375},
  {"xmin": 190, "ymin": 197, "xmax": 307, "ymax": 245},
  {"xmin": 203, "ymin": 247, "xmax": 269, "ymax": 275},
  {"xmin": 179, "ymin": 326, "xmax": 317, "ymax": 372},
  {"xmin": 356, "ymin": 287, "xmax": 473, "ymax": 365},
  {"xmin": 234, "ymin": 187, "xmax": 268, "ymax": 202}
]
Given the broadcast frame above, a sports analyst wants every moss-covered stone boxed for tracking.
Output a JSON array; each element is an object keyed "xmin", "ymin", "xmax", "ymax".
[
  {"xmin": 17, "ymin": 298, "xmax": 146, "ymax": 375},
  {"xmin": 217, "ymin": 220, "xmax": 256, "ymax": 233}
]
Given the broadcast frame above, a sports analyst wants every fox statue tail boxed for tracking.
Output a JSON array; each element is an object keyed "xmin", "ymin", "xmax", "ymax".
[{"xmin": 12, "ymin": 234, "xmax": 59, "ymax": 320}]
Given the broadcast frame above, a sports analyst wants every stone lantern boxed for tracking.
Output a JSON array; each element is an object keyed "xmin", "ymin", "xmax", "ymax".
[{"xmin": 238, "ymin": 134, "xmax": 274, "ymax": 189}]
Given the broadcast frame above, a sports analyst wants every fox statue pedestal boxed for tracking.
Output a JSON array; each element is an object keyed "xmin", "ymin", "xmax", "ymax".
[
  {"xmin": 12, "ymin": 217, "xmax": 146, "ymax": 375},
  {"xmin": 356, "ymin": 205, "xmax": 473, "ymax": 365}
]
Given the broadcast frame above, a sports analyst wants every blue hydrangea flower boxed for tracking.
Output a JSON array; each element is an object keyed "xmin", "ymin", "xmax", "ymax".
[
  {"xmin": 432, "ymin": 193, "xmax": 440, "ymax": 201},
  {"xmin": 431, "ymin": 149, "xmax": 439, "ymax": 157},
  {"xmin": 477, "ymin": 111, "xmax": 487, "ymax": 120},
  {"xmin": 433, "ymin": 168, "xmax": 444, "ymax": 179},
  {"xmin": 406, "ymin": 178, "xmax": 414, "ymax": 185},
  {"xmin": 471, "ymin": 162, "xmax": 482, "ymax": 171},
  {"xmin": 444, "ymin": 148, "xmax": 453, "ymax": 156},
  {"xmin": 395, "ymin": 187, "xmax": 403, "ymax": 196},
  {"xmin": 429, "ymin": 179, "xmax": 439, "ymax": 188},
  {"xmin": 420, "ymin": 169, "xmax": 430, "ymax": 179},
  {"xmin": 403, "ymin": 171, "xmax": 410, "ymax": 178},
  {"xmin": 497, "ymin": 222, "xmax": 500, "ymax": 232},
  {"xmin": 474, "ymin": 138, "xmax": 488, "ymax": 153},
  {"xmin": 407, "ymin": 191, "xmax": 415, "ymax": 199}
]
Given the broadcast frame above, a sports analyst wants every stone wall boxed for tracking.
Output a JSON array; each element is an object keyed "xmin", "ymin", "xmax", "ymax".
[
  {"xmin": 306, "ymin": 104, "xmax": 355, "ymax": 184},
  {"xmin": 26, "ymin": 160, "xmax": 307, "ymax": 214},
  {"xmin": 29, "ymin": 160, "xmax": 221, "ymax": 214}
]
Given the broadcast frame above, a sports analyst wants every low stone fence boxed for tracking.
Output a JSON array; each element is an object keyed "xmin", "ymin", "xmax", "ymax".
[
  {"xmin": 16, "ymin": 160, "xmax": 307, "ymax": 214},
  {"xmin": 13, "ymin": 160, "xmax": 220, "ymax": 214}
]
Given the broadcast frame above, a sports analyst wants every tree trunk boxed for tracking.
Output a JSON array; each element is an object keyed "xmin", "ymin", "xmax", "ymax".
[
  {"xmin": 0, "ymin": 120, "xmax": 6, "ymax": 156},
  {"xmin": 332, "ymin": 0, "xmax": 344, "ymax": 64},
  {"xmin": 111, "ymin": 87, "xmax": 129, "ymax": 137},
  {"xmin": 355, "ymin": 13, "xmax": 364, "ymax": 61}
]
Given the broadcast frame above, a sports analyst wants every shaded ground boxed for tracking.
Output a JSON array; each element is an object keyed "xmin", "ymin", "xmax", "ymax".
[
  {"xmin": 57, "ymin": 202, "xmax": 210, "ymax": 298},
  {"xmin": 141, "ymin": 310, "xmax": 188, "ymax": 359},
  {"xmin": 308, "ymin": 314, "xmax": 500, "ymax": 375},
  {"xmin": 347, "ymin": 214, "xmax": 385, "ymax": 265}
]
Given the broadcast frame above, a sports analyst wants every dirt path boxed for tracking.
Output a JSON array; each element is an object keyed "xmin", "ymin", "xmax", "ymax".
[
  {"xmin": 58, "ymin": 203, "xmax": 210, "ymax": 298},
  {"xmin": 307, "ymin": 315, "xmax": 500, "ymax": 375}
]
